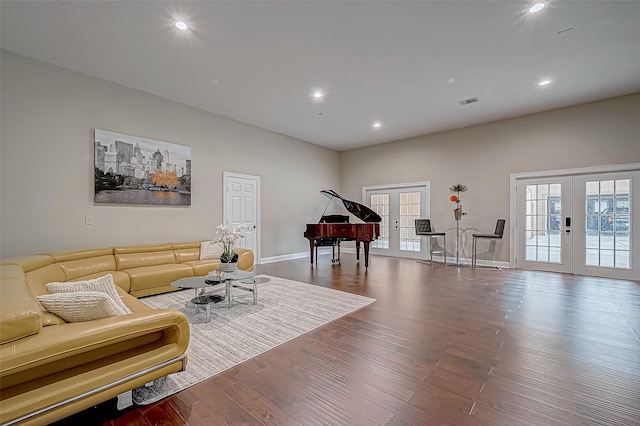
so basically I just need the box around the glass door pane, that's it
[583,178,631,270]
[516,176,572,273]
[524,183,562,263]
[369,192,389,250]
[399,191,421,253]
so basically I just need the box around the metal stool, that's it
[472,219,506,269]
[415,219,447,265]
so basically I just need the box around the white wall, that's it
[341,93,640,262]
[0,50,340,258]
[3,49,639,264]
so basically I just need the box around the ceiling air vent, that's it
[458,97,479,106]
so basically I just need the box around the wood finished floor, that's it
[77,254,640,425]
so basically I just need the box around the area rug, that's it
[132,275,375,405]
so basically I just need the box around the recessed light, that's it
[312,91,324,99]
[538,79,552,86]
[372,122,382,129]
[175,21,188,31]
[528,3,545,13]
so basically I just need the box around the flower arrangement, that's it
[449,183,468,220]
[213,224,250,262]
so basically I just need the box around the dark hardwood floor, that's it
[71,254,640,425]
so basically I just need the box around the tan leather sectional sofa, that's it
[0,241,254,426]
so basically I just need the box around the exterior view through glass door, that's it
[365,183,429,259]
[572,172,637,279]
[516,168,639,280]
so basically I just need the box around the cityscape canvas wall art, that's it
[94,129,191,206]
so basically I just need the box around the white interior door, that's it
[515,167,639,279]
[223,172,259,263]
[365,183,429,260]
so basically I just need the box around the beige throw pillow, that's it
[200,241,223,260]
[37,291,126,323]
[45,274,132,314]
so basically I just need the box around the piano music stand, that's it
[415,219,447,266]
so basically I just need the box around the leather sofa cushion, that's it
[0,255,54,272]
[47,248,114,263]
[115,250,176,270]
[123,264,193,296]
[25,263,67,299]
[172,241,200,250]
[0,264,26,280]
[68,270,131,293]
[55,255,118,281]
[0,277,41,343]
[174,247,200,263]
[113,243,173,255]
[185,260,221,276]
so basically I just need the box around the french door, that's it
[516,177,573,273]
[516,168,639,280]
[364,183,429,259]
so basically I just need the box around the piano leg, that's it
[308,239,315,264]
[363,241,371,268]
[355,241,361,261]
[331,242,341,263]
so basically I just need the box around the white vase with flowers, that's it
[212,224,250,271]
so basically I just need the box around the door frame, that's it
[362,181,430,259]
[510,162,640,270]
[515,176,573,273]
[223,171,261,264]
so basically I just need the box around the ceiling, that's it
[2,1,640,151]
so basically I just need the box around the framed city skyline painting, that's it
[94,129,191,206]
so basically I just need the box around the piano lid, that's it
[321,190,382,223]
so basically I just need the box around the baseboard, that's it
[260,250,510,269]
[260,251,308,264]
[427,255,510,269]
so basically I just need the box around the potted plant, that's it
[213,224,250,271]
[449,183,468,220]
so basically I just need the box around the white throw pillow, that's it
[37,291,126,323]
[45,274,132,314]
[200,241,223,260]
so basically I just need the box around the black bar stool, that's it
[415,219,447,266]
[472,219,506,269]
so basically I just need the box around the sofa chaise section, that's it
[0,264,190,426]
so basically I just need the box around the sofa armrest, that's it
[235,248,254,271]
[0,278,42,344]
[0,309,189,388]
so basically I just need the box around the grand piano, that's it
[304,190,381,267]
